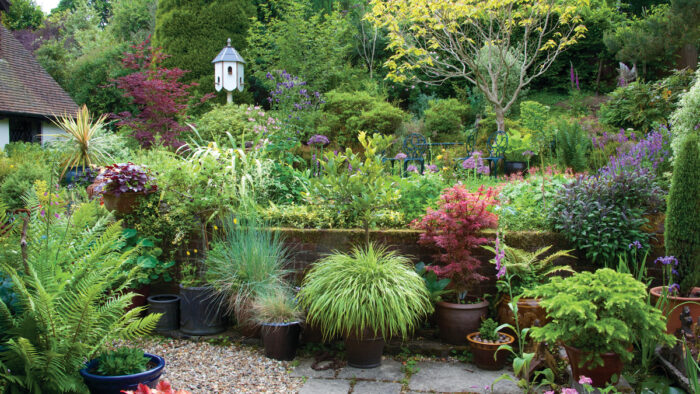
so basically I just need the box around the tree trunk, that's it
[494,107,506,131]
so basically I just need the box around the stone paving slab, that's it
[352,381,403,394]
[336,359,404,381]
[289,358,337,379]
[408,361,520,393]
[298,378,350,394]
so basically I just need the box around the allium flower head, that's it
[307,134,330,146]
[395,152,408,160]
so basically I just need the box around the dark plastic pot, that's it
[79,353,164,394]
[564,344,624,387]
[436,298,488,345]
[504,161,528,175]
[179,284,224,336]
[147,294,180,332]
[467,332,515,370]
[345,330,385,369]
[261,322,301,361]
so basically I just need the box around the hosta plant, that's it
[412,185,498,293]
[0,196,160,393]
[526,268,674,367]
[298,243,432,340]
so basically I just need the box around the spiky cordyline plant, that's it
[205,215,291,323]
[298,243,433,341]
[48,104,112,177]
[0,193,160,393]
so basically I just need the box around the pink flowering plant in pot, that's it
[412,184,498,344]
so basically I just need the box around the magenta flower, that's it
[578,375,593,385]
[562,388,579,394]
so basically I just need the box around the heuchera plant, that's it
[412,185,498,292]
[95,163,158,196]
[112,40,212,149]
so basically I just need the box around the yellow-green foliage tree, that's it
[368,0,589,131]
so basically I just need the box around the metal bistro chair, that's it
[484,130,508,177]
[402,133,428,174]
[454,128,479,164]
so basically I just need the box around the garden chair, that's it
[454,128,479,164]
[484,130,508,177]
[401,133,428,174]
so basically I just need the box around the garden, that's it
[0,0,699,393]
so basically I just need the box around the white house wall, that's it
[41,121,65,146]
[0,118,9,149]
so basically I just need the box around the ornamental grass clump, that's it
[412,184,498,293]
[526,268,674,367]
[297,243,432,340]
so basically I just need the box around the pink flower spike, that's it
[578,375,593,385]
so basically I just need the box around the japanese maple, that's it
[412,184,498,293]
[112,40,212,149]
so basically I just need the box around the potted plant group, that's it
[467,318,515,370]
[205,215,291,337]
[298,244,432,368]
[527,268,674,387]
[503,129,533,175]
[482,242,574,330]
[413,185,498,345]
[95,163,158,214]
[80,347,165,394]
[252,288,303,361]
[47,104,112,183]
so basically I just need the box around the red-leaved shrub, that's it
[412,184,498,292]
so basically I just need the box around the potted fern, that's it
[466,318,514,370]
[252,288,303,361]
[482,242,574,330]
[298,244,432,368]
[80,347,165,394]
[527,268,674,387]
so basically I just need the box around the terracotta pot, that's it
[102,191,145,215]
[436,298,488,345]
[467,332,515,370]
[345,330,385,369]
[564,344,624,388]
[497,296,550,331]
[126,285,150,313]
[650,286,700,334]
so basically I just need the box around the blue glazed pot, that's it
[79,353,165,394]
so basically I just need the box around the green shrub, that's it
[298,243,432,340]
[670,68,700,158]
[665,133,700,294]
[478,318,500,342]
[553,118,590,173]
[0,162,48,209]
[194,104,278,145]
[316,90,405,146]
[496,176,571,232]
[423,98,473,141]
[395,173,447,223]
[95,347,150,377]
[527,269,674,366]
[599,69,695,132]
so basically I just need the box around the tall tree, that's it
[1,0,43,30]
[154,0,255,97]
[368,0,588,131]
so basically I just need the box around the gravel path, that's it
[130,337,304,393]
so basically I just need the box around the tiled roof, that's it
[0,24,79,118]
[211,39,246,64]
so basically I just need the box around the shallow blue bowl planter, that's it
[63,166,86,184]
[79,353,165,394]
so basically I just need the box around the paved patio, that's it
[291,358,521,394]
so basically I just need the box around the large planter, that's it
[79,353,164,394]
[102,191,146,215]
[650,286,700,334]
[261,322,301,361]
[126,285,150,313]
[345,329,385,369]
[179,284,224,336]
[64,166,86,184]
[467,332,515,370]
[504,161,528,176]
[564,344,624,388]
[147,294,180,333]
[497,296,549,330]
[436,298,488,345]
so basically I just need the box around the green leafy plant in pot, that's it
[412,185,498,345]
[79,347,165,394]
[526,268,674,387]
[298,243,432,368]
[206,215,291,337]
[252,288,303,361]
[467,318,515,370]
